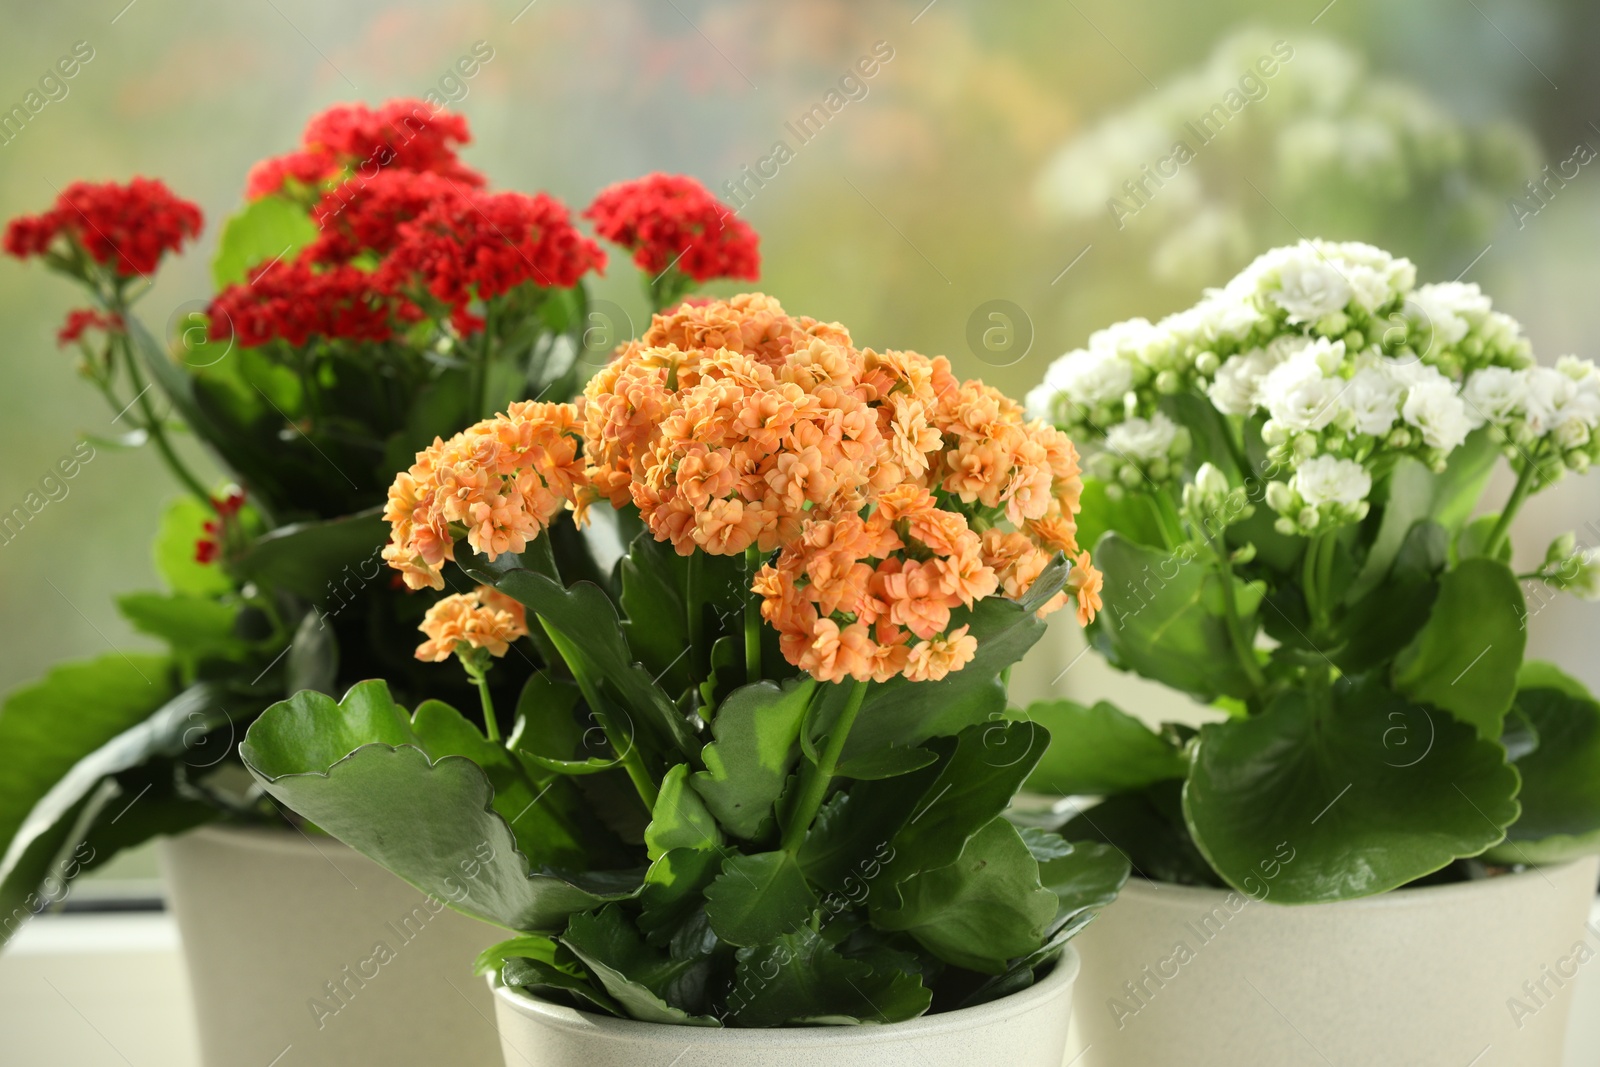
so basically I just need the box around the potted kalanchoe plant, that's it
[1025,238,1600,1067]
[0,97,762,1067]
[239,293,1127,1066]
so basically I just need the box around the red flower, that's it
[194,538,221,564]
[304,169,463,265]
[584,173,759,283]
[378,189,606,312]
[246,99,485,200]
[207,261,420,349]
[56,308,124,347]
[4,178,203,276]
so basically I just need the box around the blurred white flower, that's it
[1292,454,1372,507]
[1105,412,1181,463]
[1345,365,1402,436]
[1269,251,1353,323]
[1402,376,1474,451]
[1039,347,1135,410]
[1461,367,1527,426]
[1209,348,1277,415]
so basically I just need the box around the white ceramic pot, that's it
[1067,857,1600,1067]
[1565,894,1600,1067]
[490,946,1080,1067]
[160,824,502,1067]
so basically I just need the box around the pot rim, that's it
[1115,854,1599,911]
[490,944,1079,1046]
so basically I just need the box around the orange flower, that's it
[905,626,978,682]
[415,585,530,662]
[1069,550,1104,626]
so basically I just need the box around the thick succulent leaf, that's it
[153,498,235,597]
[242,681,634,930]
[560,906,720,1025]
[645,766,722,860]
[691,678,815,840]
[232,508,387,602]
[797,755,947,893]
[727,929,932,1026]
[1184,678,1520,903]
[1392,558,1526,739]
[211,194,318,287]
[1058,781,1224,887]
[702,851,816,947]
[637,848,721,945]
[1488,665,1600,864]
[1091,533,1264,701]
[1020,699,1187,796]
[873,818,1057,974]
[115,593,250,667]
[502,955,626,1017]
[843,557,1067,759]
[617,532,695,696]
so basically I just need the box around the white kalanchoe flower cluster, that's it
[1031,239,1600,536]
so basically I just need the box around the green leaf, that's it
[474,935,559,976]
[833,744,938,781]
[702,851,816,947]
[645,765,722,860]
[1330,520,1445,674]
[115,593,248,666]
[874,818,1057,974]
[211,195,318,288]
[501,954,625,1017]
[510,673,616,775]
[285,610,338,696]
[1392,558,1527,738]
[691,678,815,840]
[1091,533,1264,701]
[843,558,1067,760]
[233,508,387,602]
[0,655,176,878]
[0,786,113,945]
[242,681,634,930]
[560,906,721,1025]
[1184,677,1521,902]
[1033,836,1131,932]
[154,498,233,596]
[618,532,695,695]
[637,847,721,945]
[1488,673,1600,864]
[1075,476,1165,553]
[1020,699,1187,796]
[726,929,932,1026]
[1058,781,1223,887]
[873,721,1049,907]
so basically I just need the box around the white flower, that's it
[1406,283,1488,347]
[1209,348,1277,415]
[1259,340,1348,432]
[1270,252,1353,323]
[1343,265,1395,313]
[1461,367,1527,426]
[1292,455,1372,508]
[1038,347,1135,410]
[1522,366,1579,436]
[1345,366,1402,436]
[1105,412,1180,463]
[1402,377,1475,451]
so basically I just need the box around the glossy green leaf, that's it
[1058,781,1223,887]
[1092,533,1264,701]
[116,593,249,666]
[702,850,816,947]
[474,934,560,976]
[833,744,938,781]
[726,929,932,1026]
[637,847,721,946]
[645,766,722,860]
[233,508,387,602]
[691,678,815,840]
[1488,668,1600,864]
[617,532,694,695]
[501,954,625,1017]
[211,194,318,287]
[510,673,616,775]
[1021,699,1187,796]
[874,818,1057,974]
[1330,520,1445,674]
[1392,558,1526,738]
[1184,678,1521,902]
[560,906,720,1025]
[242,681,634,930]
[1075,476,1165,553]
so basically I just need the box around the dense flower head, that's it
[415,585,529,661]
[384,294,1098,682]
[584,173,759,282]
[56,308,123,347]
[207,261,421,348]
[304,168,462,264]
[4,178,202,276]
[246,99,484,199]
[376,189,606,313]
[383,401,587,590]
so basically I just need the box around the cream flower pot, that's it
[1068,857,1600,1067]
[1565,894,1600,1067]
[490,946,1080,1067]
[160,824,502,1067]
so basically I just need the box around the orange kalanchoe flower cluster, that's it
[383,400,586,590]
[384,294,1102,684]
[415,585,529,661]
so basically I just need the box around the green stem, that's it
[1209,537,1267,695]
[472,669,501,744]
[744,545,762,683]
[1483,462,1538,561]
[781,680,868,854]
[539,623,660,810]
[116,334,211,503]
[1145,492,1185,550]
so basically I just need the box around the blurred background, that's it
[2,0,1599,731]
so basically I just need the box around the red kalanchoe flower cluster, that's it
[208,262,421,349]
[195,488,246,564]
[304,169,462,264]
[4,178,202,276]
[377,190,606,312]
[56,308,124,347]
[584,173,759,282]
[245,99,485,200]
